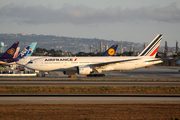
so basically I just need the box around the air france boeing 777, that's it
[25,34,163,77]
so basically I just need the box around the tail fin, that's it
[138,34,163,57]
[0,42,19,59]
[16,46,30,59]
[13,47,20,58]
[101,45,118,56]
[26,42,37,56]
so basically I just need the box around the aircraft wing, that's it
[144,58,163,62]
[88,58,139,67]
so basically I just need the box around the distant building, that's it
[100,41,103,52]
[90,45,92,53]
[105,44,108,50]
[144,43,147,49]
[165,41,168,57]
[120,44,123,54]
[176,41,178,53]
[0,42,4,53]
[130,46,133,52]
[130,46,134,56]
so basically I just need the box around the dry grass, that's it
[0,86,180,94]
[0,104,180,120]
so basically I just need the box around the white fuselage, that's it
[16,56,46,66]
[25,56,162,72]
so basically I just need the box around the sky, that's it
[0,0,180,47]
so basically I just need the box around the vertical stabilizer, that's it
[16,46,30,59]
[13,47,20,58]
[26,42,37,56]
[101,45,118,56]
[138,34,163,57]
[0,42,19,59]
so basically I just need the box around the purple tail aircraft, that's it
[0,42,19,66]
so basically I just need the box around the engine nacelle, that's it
[77,66,92,75]
[63,71,76,75]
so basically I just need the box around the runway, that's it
[0,81,180,86]
[0,66,180,81]
[0,66,179,105]
[0,94,179,104]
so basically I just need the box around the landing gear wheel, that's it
[87,74,105,77]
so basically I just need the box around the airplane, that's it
[0,42,37,67]
[17,44,117,76]
[0,42,19,66]
[16,44,118,76]
[101,45,118,56]
[0,45,30,66]
[25,34,163,77]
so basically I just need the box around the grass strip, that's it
[0,104,180,120]
[0,86,180,94]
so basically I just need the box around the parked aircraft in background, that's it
[101,45,118,56]
[0,42,37,67]
[25,34,163,77]
[26,42,37,56]
[13,47,20,58]
[0,42,19,66]
[0,45,30,66]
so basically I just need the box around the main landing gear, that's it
[36,71,46,77]
[87,74,105,77]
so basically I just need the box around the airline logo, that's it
[45,58,73,61]
[108,48,115,56]
[28,48,32,54]
[7,48,15,56]
[74,58,77,61]
[45,58,78,61]
[19,48,29,57]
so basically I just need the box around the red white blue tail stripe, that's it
[139,34,163,57]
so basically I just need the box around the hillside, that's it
[1,33,177,54]
[0,33,144,53]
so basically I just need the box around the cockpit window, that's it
[28,61,33,64]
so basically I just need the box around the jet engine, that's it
[77,66,92,75]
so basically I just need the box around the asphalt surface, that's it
[0,94,179,104]
[0,81,180,86]
[0,66,179,104]
[0,66,179,80]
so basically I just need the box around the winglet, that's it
[138,34,163,57]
